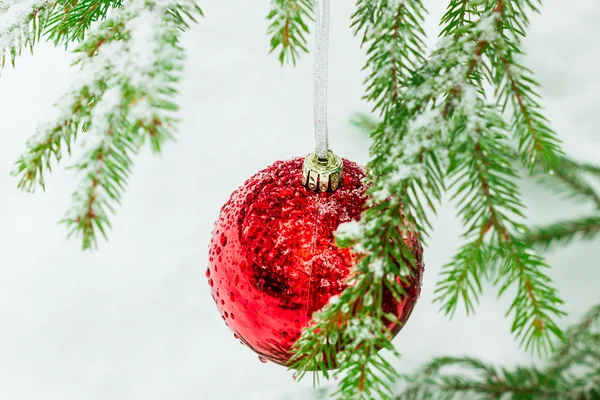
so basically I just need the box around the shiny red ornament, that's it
[207,157,423,366]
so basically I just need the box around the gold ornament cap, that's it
[302,150,344,192]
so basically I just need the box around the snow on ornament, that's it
[206,153,424,366]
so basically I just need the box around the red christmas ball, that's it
[207,157,423,366]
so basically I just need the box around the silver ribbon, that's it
[313,0,330,161]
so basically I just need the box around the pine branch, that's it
[61,100,136,249]
[547,168,600,208]
[0,0,55,68]
[436,99,565,354]
[546,304,600,377]
[396,303,600,400]
[570,160,600,178]
[45,0,123,44]
[349,114,580,333]
[396,1,565,355]
[267,0,314,65]
[0,1,203,69]
[534,157,600,209]
[290,205,422,399]
[352,0,427,117]
[495,239,565,354]
[439,0,473,37]
[359,0,451,234]
[294,1,567,396]
[353,112,600,212]
[12,0,203,249]
[398,360,570,399]
[523,215,600,252]
[291,2,430,397]
[489,0,563,171]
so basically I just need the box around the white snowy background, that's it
[0,1,599,399]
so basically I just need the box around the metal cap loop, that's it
[302,150,343,192]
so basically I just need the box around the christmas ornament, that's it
[207,157,423,366]
[206,0,423,366]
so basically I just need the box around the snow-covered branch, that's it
[0,0,54,67]
[13,0,202,249]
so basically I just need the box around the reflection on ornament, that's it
[207,157,423,366]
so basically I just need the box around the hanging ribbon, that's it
[313,0,330,161]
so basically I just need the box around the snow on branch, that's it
[491,0,563,172]
[0,0,54,67]
[13,0,203,249]
[292,2,566,396]
[292,1,430,398]
[45,0,124,44]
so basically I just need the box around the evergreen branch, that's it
[415,2,566,355]
[490,0,563,171]
[439,0,476,38]
[569,160,600,178]
[352,0,427,117]
[397,359,570,399]
[45,0,123,44]
[267,0,314,65]
[13,0,202,249]
[0,0,203,69]
[523,215,600,252]
[61,100,134,249]
[548,168,600,207]
[345,1,566,358]
[291,205,421,400]
[436,95,565,354]
[0,0,55,68]
[566,371,600,400]
[291,2,432,397]
[434,236,490,317]
[292,2,545,397]
[495,52,563,172]
[294,1,569,395]
[352,116,600,212]
[396,303,600,399]
[534,156,600,208]
[546,304,600,377]
[360,0,473,234]
[495,239,565,355]
[12,89,91,192]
